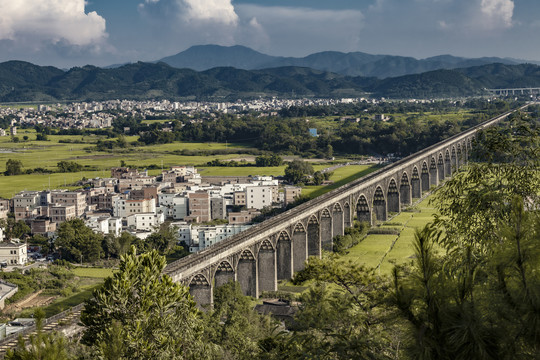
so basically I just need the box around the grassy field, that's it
[72,267,114,278]
[0,129,254,171]
[0,171,105,198]
[0,130,270,197]
[277,195,438,295]
[341,196,438,275]
[0,128,371,196]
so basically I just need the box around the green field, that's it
[72,267,114,278]
[0,128,376,197]
[0,132,254,173]
[341,196,438,275]
[0,130,269,197]
[0,171,105,198]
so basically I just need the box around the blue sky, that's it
[0,0,538,68]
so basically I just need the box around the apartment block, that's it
[187,191,210,222]
[283,186,302,206]
[245,186,274,210]
[228,209,261,224]
[30,218,56,236]
[49,204,76,223]
[50,191,86,217]
[113,198,156,218]
[127,213,165,232]
[211,197,226,220]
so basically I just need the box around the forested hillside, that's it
[1,60,540,101]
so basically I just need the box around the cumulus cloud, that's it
[480,0,514,28]
[181,0,238,25]
[139,0,238,26]
[0,0,107,47]
[138,0,239,47]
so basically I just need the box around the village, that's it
[0,165,304,265]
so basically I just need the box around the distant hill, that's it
[158,45,521,78]
[1,60,540,101]
[0,61,370,101]
[159,45,277,71]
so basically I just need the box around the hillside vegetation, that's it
[2,60,540,101]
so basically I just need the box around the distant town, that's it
[0,97,434,131]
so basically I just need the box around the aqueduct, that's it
[164,106,528,306]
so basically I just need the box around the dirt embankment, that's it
[2,290,56,314]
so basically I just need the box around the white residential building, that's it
[12,192,41,209]
[174,223,252,252]
[245,186,274,209]
[0,241,27,265]
[113,198,156,218]
[108,217,122,236]
[126,213,165,232]
[85,216,109,234]
[158,194,189,219]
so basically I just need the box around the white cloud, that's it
[480,0,514,28]
[0,0,107,47]
[181,0,238,26]
[139,0,238,26]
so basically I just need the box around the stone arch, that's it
[292,222,307,273]
[411,166,421,198]
[461,140,468,164]
[276,231,292,280]
[400,172,412,206]
[429,156,438,186]
[189,273,212,307]
[444,149,452,177]
[373,186,387,222]
[320,208,333,251]
[456,143,463,167]
[214,260,234,289]
[258,240,276,293]
[437,153,444,182]
[387,178,400,213]
[451,146,457,170]
[237,249,257,297]
[356,194,371,224]
[332,203,344,238]
[307,215,321,258]
[421,161,430,192]
[343,202,352,228]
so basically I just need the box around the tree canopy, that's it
[55,219,103,263]
[81,248,215,359]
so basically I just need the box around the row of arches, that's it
[188,138,473,306]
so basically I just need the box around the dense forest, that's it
[6,112,539,359]
[2,59,540,100]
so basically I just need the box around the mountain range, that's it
[1,59,540,102]
[157,45,540,79]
